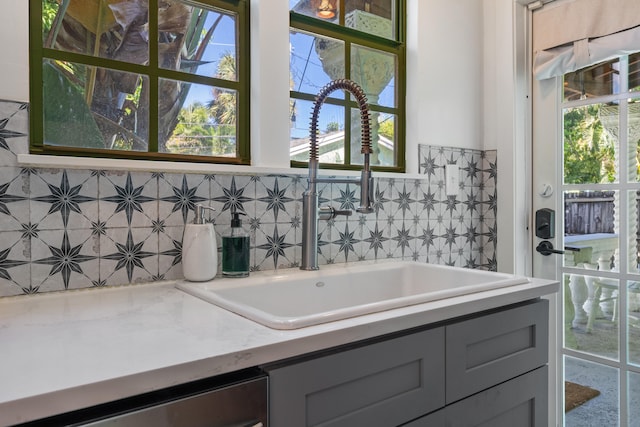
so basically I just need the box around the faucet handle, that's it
[319,206,352,221]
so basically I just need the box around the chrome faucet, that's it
[300,79,375,270]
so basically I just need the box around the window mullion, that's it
[148,0,159,153]
[29,0,44,151]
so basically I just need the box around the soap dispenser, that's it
[222,209,250,277]
[182,204,217,282]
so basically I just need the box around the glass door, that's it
[559,54,640,426]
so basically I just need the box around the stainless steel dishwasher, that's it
[19,369,268,427]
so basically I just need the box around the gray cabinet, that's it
[267,327,445,427]
[267,299,550,427]
[403,367,548,427]
[446,299,549,403]
[444,366,548,427]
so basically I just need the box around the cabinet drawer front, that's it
[444,366,548,427]
[267,327,445,427]
[446,299,549,403]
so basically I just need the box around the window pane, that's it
[42,60,149,151]
[290,30,345,94]
[563,104,618,184]
[160,79,237,157]
[345,0,395,39]
[628,280,640,366]
[564,57,621,102]
[351,44,396,108]
[630,99,640,183]
[564,356,619,426]
[42,0,149,65]
[159,2,237,81]
[351,110,395,167]
[564,273,620,360]
[563,190,618,271]
[629,190,640,274]
[290,99,345,164]
[629,53,640,92]
[630,373,640,425]
[290,0,340,22]
[376,112,396,166]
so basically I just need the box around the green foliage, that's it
[168,102,235,156]
[325,122,340,132]
[42,0,59,35]
[563,105,616,184]
[209,53,237,125]
[379,119,394,140]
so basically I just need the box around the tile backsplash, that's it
[0,99,497,297]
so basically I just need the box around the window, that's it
[289,0,405,172]
[29,0,249,164]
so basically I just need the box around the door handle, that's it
[536,241,564,256]
[536,241,581,256]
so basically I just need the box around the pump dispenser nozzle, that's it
[193,204,216,224]
[230,209,245,228]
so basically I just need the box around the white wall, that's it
[483,0,529,275]
[0,0,525,272]
[0,0,29,102]
[406,0,484,160]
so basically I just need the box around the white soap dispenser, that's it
[182,204,217,282]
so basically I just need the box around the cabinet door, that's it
[446,299,549,403]
[267,327,445,427]
[444,366,548,427]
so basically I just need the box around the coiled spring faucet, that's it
[301,79,375,270]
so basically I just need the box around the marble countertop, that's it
[0,272,558,426]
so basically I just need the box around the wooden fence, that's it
[564,191,617,235]
[564,190,640,265]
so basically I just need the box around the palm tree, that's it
[207,53,237,155]
[209,53,237,126]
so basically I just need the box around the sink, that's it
[176,261,530,329]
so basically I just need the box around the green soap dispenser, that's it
[222,209,250,277]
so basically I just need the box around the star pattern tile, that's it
[256,225,294,269]
[160,175,207,224]
[0,112,27,151]
[0,181,27,216]
[334,183,359,211]
[103,173,155,225]
[212,176,253,215]
[392,183,415,218]
[33,231,96,289]
[364,222,387,259]
[33,170,96,227]
[257,177,294,222]
[0,247,28,281]
[332,223,359,262]
[102,230,156,282]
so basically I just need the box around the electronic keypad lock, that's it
[535,208,555,239]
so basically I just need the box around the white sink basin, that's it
[176,261,529,329]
